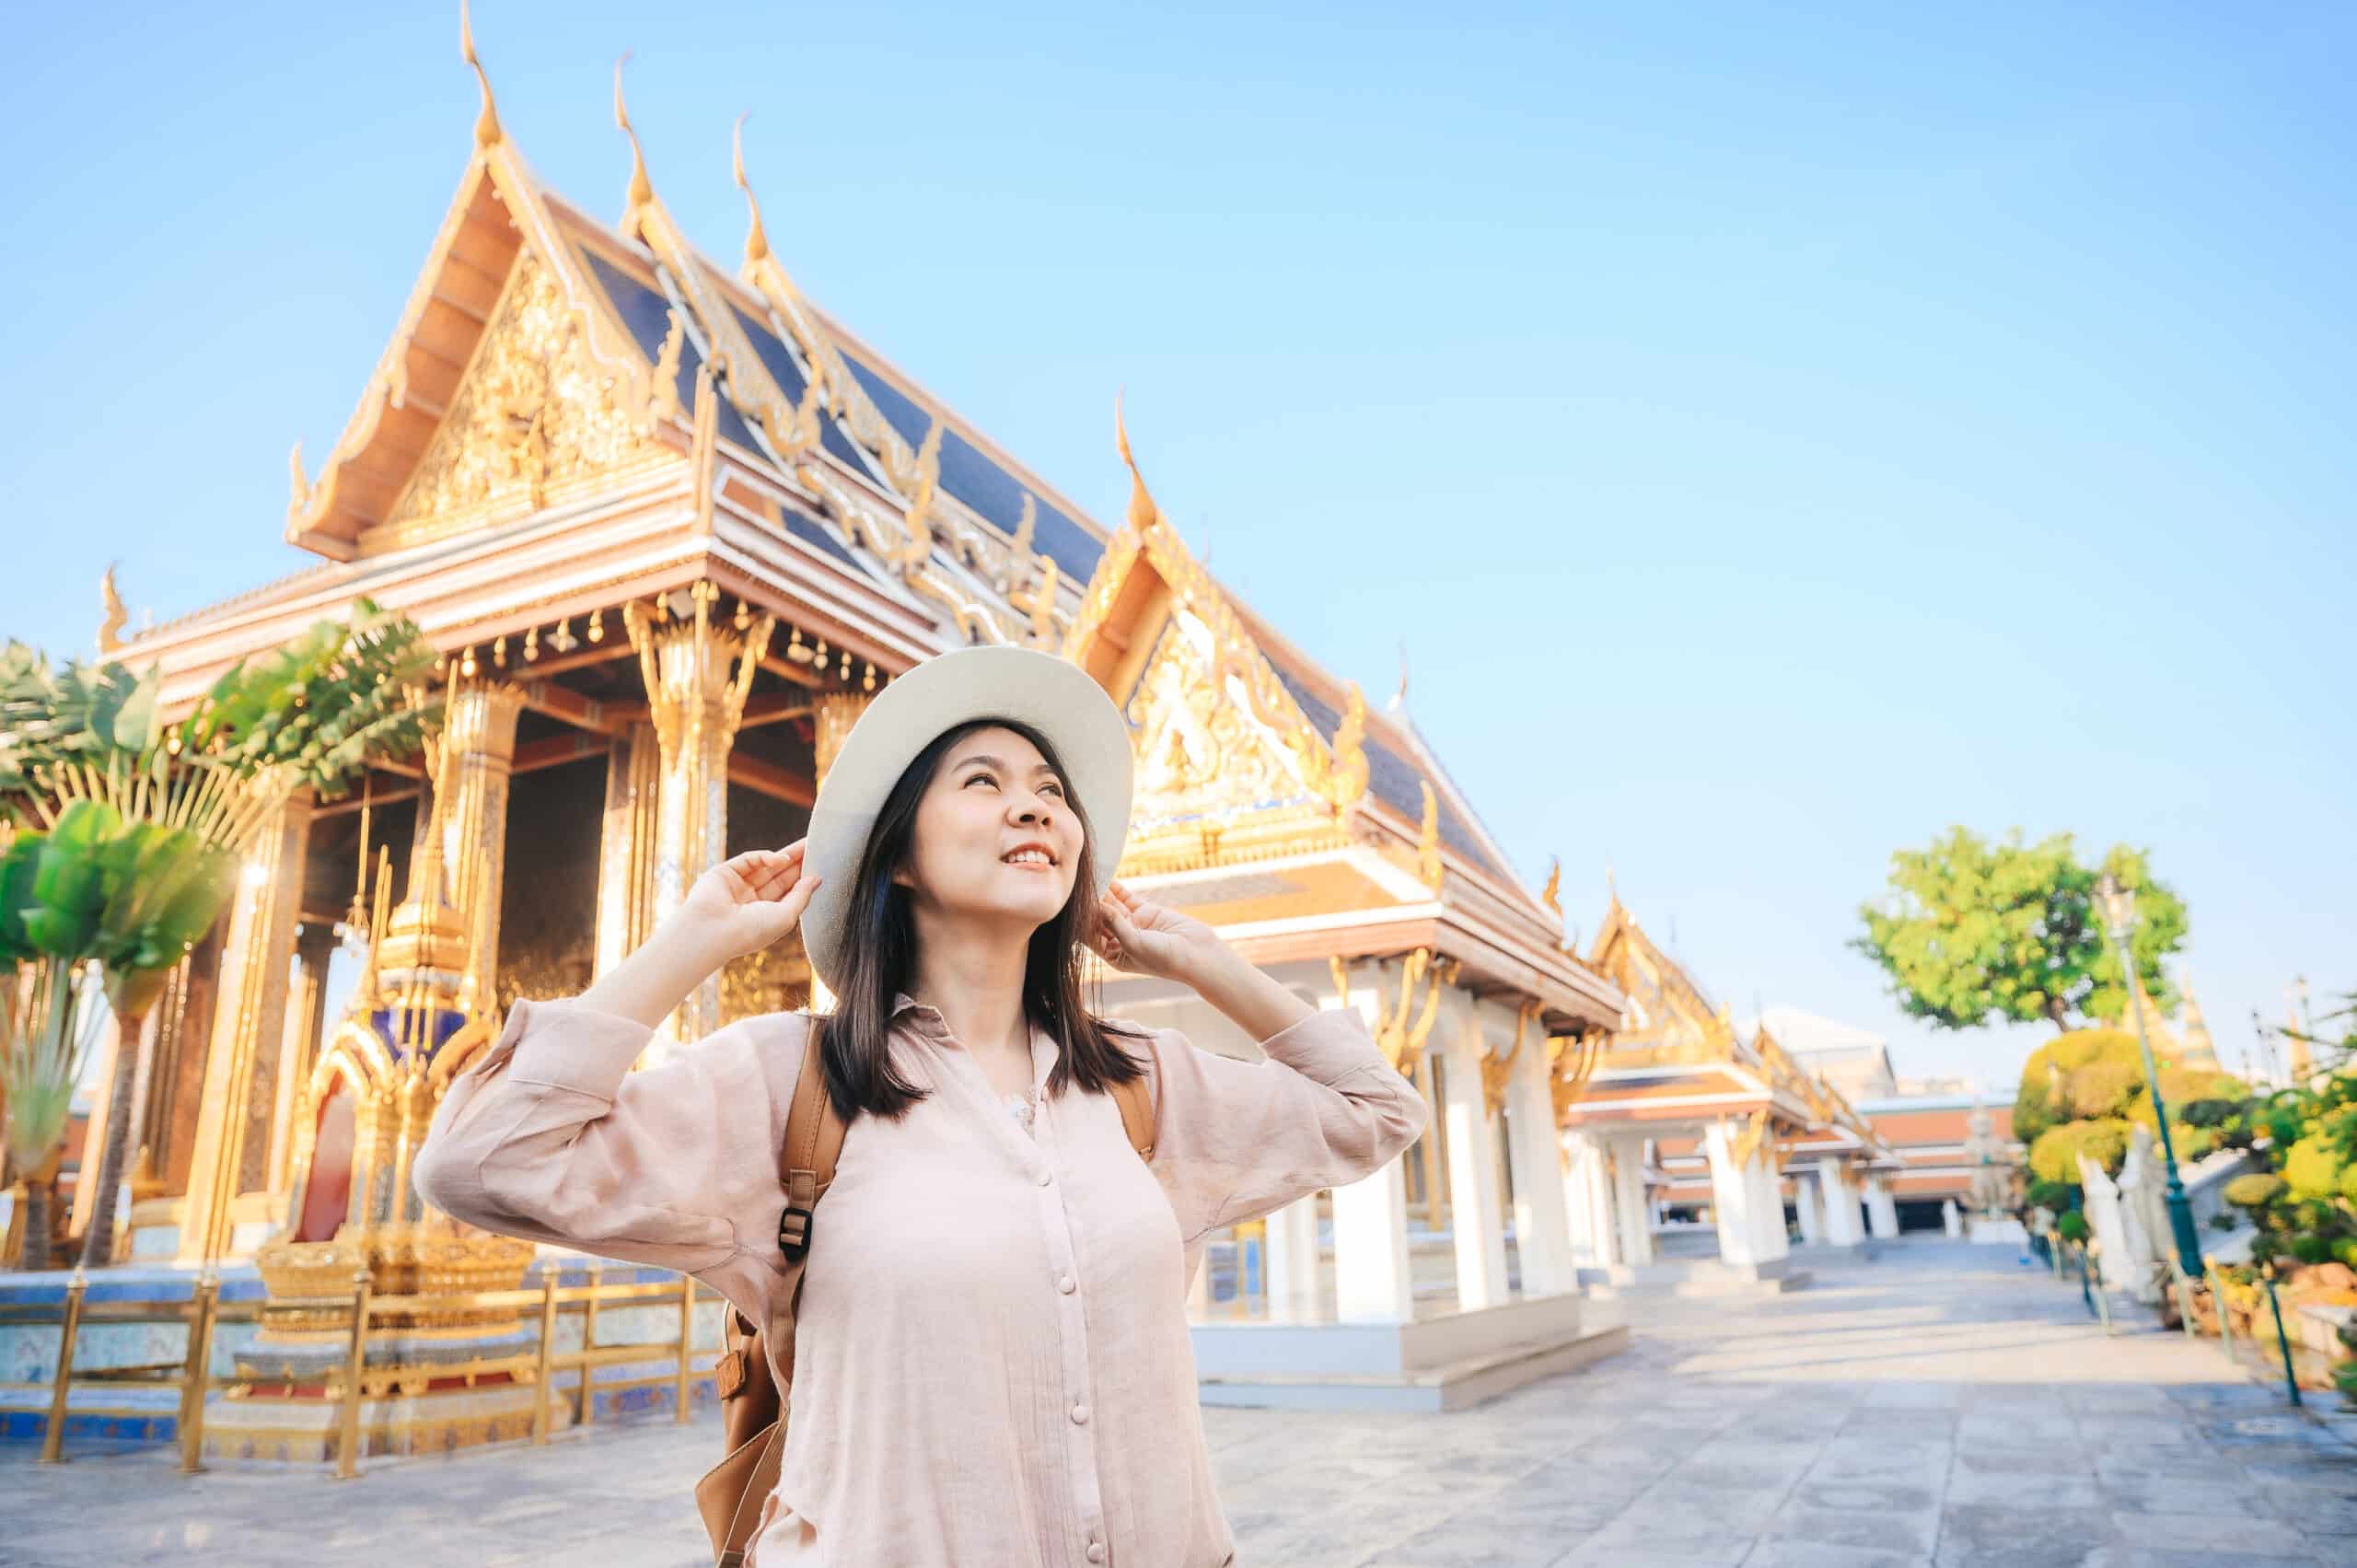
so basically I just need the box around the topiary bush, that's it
[2055,1211,2089,1243]
[2224,1173,2288,1209]
[2030,1120,2131,1185]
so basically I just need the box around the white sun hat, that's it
[796,645,1134,993]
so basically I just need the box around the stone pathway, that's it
[4,1239,2349,1565]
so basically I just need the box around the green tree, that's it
[0,599,435,1268]
[1853,828,2187,1033]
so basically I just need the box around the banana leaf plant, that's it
[0,598,437,1269]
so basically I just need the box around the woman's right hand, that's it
[677,841,822,964]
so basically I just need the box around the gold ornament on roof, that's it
[614,52,655,235]
[1335,950,1456,1074]
[97,564,129,655]
[1417,781,1444,889]
[459,0,503,149]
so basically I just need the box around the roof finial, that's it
[733,111,771,267]
[459,0,503,149]
[1391,640,1410,711]
[614,52,654,232]
[1114,392,1163,536]
[98,563,128,656]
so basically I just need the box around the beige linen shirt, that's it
[412,990,1427,1567]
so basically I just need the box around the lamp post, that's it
[2096,876,2204,1276]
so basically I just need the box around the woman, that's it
[413,645,1429,1566]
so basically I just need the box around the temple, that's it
[7,18,2012,1449]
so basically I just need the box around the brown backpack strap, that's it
[776,1021,847,1260]
[1110,1070,1156,1163]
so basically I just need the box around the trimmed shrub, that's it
[2283,1136,2348,1203]
[2223,1173,2288,1209]
[2029,1120,2131,1185]
[2055,1211,2089,1243]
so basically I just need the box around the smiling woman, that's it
[411,645,1429,1568]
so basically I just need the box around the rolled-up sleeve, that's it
[1144,1006,1429,1244]
[412,996,801,1300]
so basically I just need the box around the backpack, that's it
[694,1025,1158,1565]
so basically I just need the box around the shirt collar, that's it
[888,992,1058,1085]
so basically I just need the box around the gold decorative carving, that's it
[648,308,685,424]
[1481,999,1543,1119]
[1548,1028,1607,1122]
[1541,856,1562,918]
[1417,781,1444,889]
[379,249,665,542]
[1070,405,1371,818]
[98,563,128,654]
[459,0,502,149]
[1334,950,1456,1074]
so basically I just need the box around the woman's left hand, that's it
[1089,879,1223,982]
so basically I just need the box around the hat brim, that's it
[796,645,1134,995]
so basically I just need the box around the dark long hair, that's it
[810,716,1146,1120]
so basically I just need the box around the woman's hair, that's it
[809,715,1146,1120]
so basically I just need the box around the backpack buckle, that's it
[778,1203,814,1261]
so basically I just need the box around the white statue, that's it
[1941,1198,1963,1238]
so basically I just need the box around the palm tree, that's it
[0,598,437,1268]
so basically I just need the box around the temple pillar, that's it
[1866,1175,1900,1239]
[1504,1040,1575,1295]
[1609,1133,1655,1266]
[266,924,338,1193]
[1750,1145,1791,1263]
[627,592,775,1053]
[1437,1005,1508,1310]
[434,675,528,1005]
[804,691,871,1014]
[1794,1168,1826,1246]
[178,791,315,1264]
[1819,1157,1864,1249]
[594,721,661,980]
[1261,1194,1322,1319]
[1704,1119,1760,1268]
[1328,984,1414,1322]
[1562,1131,1618,1269]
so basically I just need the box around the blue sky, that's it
[5,3,2351,1088]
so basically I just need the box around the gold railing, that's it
[4,1266,719,1478]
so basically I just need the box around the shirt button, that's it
[1036,1169,1053,1188]
[1057,1274,1076,1295]
[1086,1547,1108,1563]
[1070,1402,1090,1425]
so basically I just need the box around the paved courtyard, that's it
[5,1239,2350,1566]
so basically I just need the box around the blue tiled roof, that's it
[726,303,882,477]
[576,251,865,575]
[836,352,1104,584]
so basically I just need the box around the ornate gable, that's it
[1065,412,1370,877]
[373,246,674,550]
[1587,895,1729,1063]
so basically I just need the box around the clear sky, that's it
[5,3,2351,1091]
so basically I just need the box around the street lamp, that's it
[2096,875,2205,1276]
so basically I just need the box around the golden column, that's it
[804,691,871,1014]
[593,721,661,981]
[627,586,774,1052]
[266,923,339,1194]
[178,790,316,1265]
[433,671,527,1014]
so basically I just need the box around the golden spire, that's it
[614,52,655,235]
[1541,855,1562,918]
[732,112,771,268]
[287,439,310,515]
[1114,393,1164,536]
[98,563,128,655]
[459,0,503,150]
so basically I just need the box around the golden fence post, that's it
[530,1267,559,1446]
[578,1260,601,1429]
[674,1273,695,1424]
[177,1274,220,1474]
[40,1269,88,1464]
[332,1267,372,1481]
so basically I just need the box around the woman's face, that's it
[894,725,1085,936]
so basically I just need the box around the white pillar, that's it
[1609,1134,1655,1266]
[1865,1176,1899,1239]
[1818,1158,1864,1248]
[1326,978,1415,1322]
[1263,1193,1323,1320]
[1749,1146,1792,1263]
[1562,1131,1619,1270]
[1333,1161,1414,1321]
[1794,1170,1826,1246]
[1439,1009,1510,1310]
[1504,1041,1576,1295]
[1703,1121,1759,1267]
